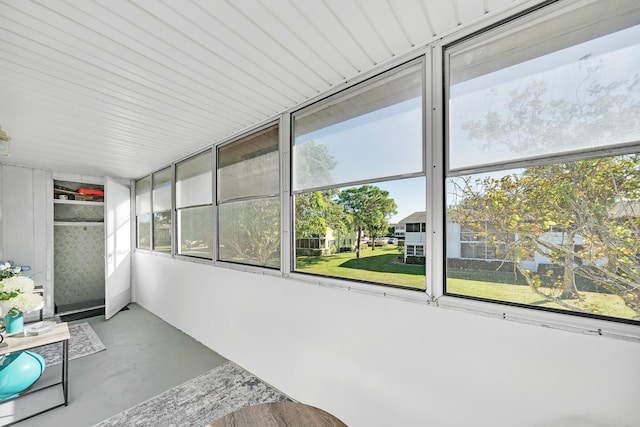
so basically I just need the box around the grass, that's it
[447,278,637,319]
[295,244,426,290]
[295,246,638,320]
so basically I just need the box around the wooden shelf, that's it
[54,199,103,206]
[54,221,104,227]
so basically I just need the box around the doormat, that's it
[60,308,105,322]
[31,322,106,366]
[59,305,129,322]
[92,362,292,427]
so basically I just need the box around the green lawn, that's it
[295,244,426,290]
[447,278,637,319]
[295,245,638,320]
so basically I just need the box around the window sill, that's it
[435,295,640,343]
[286,271,433,305]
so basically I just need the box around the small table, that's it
[206,402,347,427]
[0,322,70,426]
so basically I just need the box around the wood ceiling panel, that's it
[0,0,542,178]
[191,0,325,96]
[289,0,375,73]
[391,0,436,44]
[454,0,489,23]
[127,0,302,109]
[254,0,355,83]
[361,0,415,52]
[1,3,271,123]
[424,0,458,34]
[324,0,393,65]
[227,0,339,91]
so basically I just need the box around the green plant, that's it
[0,262,44,317]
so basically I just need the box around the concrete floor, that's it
[14,303,227,427]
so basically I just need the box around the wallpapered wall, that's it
[54,202,105,307]
[53,226,105,306]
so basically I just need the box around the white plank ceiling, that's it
[0,0,531,179]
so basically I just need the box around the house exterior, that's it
[391,223,405,238]
[295,229,336,256]
[295,227,357,256]
[445,201,640,270]
[398,212,426,262]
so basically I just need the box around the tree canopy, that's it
[452,155,640,315]
[337,185,397,257]
[451,63,640,317]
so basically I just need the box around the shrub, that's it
[406,255,426,265]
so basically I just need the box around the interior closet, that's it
[53,179,105,315]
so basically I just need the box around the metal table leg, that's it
[62,338,69,405]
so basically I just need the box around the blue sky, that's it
[295,97,424,223]
[449,24,640,171]
[295,97,423,187]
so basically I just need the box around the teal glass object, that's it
[4,312,24,335]
[0,351,46,401]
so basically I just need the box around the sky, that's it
[294,97,425,224]
[449,24,640,171]
[290,23,640,224]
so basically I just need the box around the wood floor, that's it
[14,303,227,427]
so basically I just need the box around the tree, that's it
[295,190,352,250]
[293,141,337,190]
[295,191,329,239]
[452,156,640,314]
[452,62,640,316]
[218,199,281,267]
[337,185,397,258]
[293,141,341,240]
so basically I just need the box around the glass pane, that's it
[176,151,212,208]
[178,206,213,259]
[447,2,640,171]
[446,154,640,322]
[135,176,151,215]
[293,61,423,191]
[218,197,280,268]
[218,125,279,202]
[136,213,151,250]
[294,177,426,290]
[152,167,172,212]
[153,211,172,253]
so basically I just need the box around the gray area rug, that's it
[92,361,292,427]
[31,322,106,366]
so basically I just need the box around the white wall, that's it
[0,164,50,320]
[134,252,640,427]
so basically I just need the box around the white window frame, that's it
[288,57,429,293]
[151,167,173,255]
[134,175,152,251]
[128,0,640,341]
[175,149,214,260]
[431,0,640,341]
[216,122,281,269]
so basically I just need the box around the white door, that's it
[104,177,131,319]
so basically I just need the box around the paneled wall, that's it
[0,164,115,317]
[0,164,49,318]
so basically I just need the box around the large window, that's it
[152,167,173,253]
[445,1,640,323]
[217,125,280,268]
[135,176,151,250]
[292,60,427,290]
[176,151,213,259]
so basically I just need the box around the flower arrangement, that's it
[0,262,44,317]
